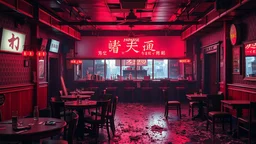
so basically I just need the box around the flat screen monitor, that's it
[48,39,60,53]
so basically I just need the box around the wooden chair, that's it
[237,102,256,144]
[206,92,232,135]
[106,96,118,136]
[159,79,169,102]
[50,97,71,120]
[84,100,111,141]
[189,101,199,117]
[164,89,181,119]
[42,111,79,144]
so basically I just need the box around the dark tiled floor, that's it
[79,103,247,144]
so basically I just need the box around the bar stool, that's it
[141,80,153,103]
[123,80,135,102]
[176,86,185,102]
[105,80,118,97]
[159,79,169,103]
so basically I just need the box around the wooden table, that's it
[0,118,66,143]
[186,94,208,120]
[70,91,95,95]
[221,100,250,117]
[65,100,97,138]
[61,95,91,101]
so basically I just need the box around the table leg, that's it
[192,101,205,120]
[76,109,85,139]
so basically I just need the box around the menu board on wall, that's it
[232,46,241,74]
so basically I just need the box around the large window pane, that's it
[94,60,105,77]
[79,60,93,80]
[245,56,256,77]
[169,59,179,79]
[154,59,168,79]
[121,59,136,80]
[138,59,152,79]
[106,59,120,80]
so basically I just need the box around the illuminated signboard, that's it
[245,42,256,56]
[76,36,185,58]
[179,59,191,63]
[230,24,237,46]
[0,28,26,53]
[49,39,60,53]
[125,59,147,66]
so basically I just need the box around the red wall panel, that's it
[37,83,48,110]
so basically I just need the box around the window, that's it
[138,59,152,79]
[121,59,136,80]
[154,59,168,79]
[169,60,180,79]
[82,60,93,78]
[94,60,105,77]
[106,59,120,80]
[245,56,256,78]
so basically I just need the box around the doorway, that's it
[205,53,218,94]
[48,58,59,101]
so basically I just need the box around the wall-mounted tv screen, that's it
[48,39,60,53]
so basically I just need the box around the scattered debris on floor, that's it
[78,103,247,144]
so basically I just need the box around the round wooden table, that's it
[0,118,66,142]
[70,91,95,95]
[65,100,97,109]
[61,95,91,101]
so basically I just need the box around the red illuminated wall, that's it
[0,14,31,85]
[75,36,185,59]
[0,13,33,120]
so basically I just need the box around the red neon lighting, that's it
[179,59,191,63]
[36,51,46,57]
[22,51,34,57]
[75,36,185,59]
[70,59,82,64]
[245,43,256,56]
[230,24,237,46]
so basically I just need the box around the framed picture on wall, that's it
[39,60,45,78]
[232,46,241,74]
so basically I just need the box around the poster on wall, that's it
[39,60,45,78]
[232,46,241,74]
[0,28,26,53]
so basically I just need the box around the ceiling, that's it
[32,0,216,32]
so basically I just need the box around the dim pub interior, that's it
[0,0,256,144]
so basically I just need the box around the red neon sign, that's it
[125,59,147,66]
[230,24,237,46]
[245,43,256,56]
[179,59,191,63]
[76,36,185,58]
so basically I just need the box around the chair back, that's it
[110,96,118,118]
[50,97,64,119]
[141,80,151,87]
[66,111,79,144]
[206,92,224,111]
[94,99,111,124]
[163,89,168,103]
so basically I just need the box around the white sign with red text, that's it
[0,28,26,53]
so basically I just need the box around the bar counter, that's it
[73,79,198,103]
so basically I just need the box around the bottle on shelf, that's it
[129,72,132,80]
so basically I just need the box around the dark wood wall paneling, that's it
[0,84,34,121]
[0,14,34,120]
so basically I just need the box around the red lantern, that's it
[22,51,34,57]
[36,51,46,57]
